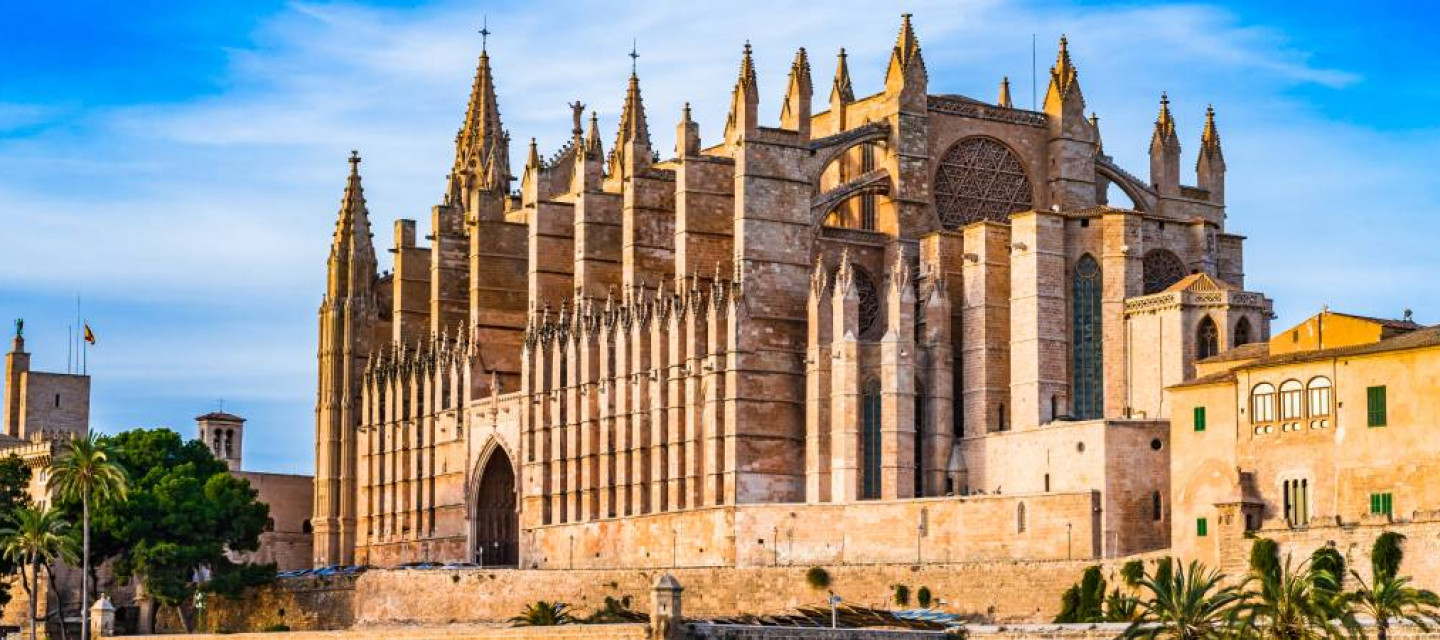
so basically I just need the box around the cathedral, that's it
[312,15,1274,570]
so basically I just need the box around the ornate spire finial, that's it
[526,137,540,168]
[1154,92,1177,141]
[683,102,692,122]
[629,37,639,75]
[1201,104,1220,149]
[348,149,361,172]
[1090,112,1104,153]
[739,40,756,87]
[997,76,1013,108]
[832,47,854,103]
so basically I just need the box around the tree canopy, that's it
[0,454,33,610]
[57,429,273,609]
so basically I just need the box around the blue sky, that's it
[2,1,1436,473]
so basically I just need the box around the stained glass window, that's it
[934,137,1033,230]
[1072,255,1103,420]
[854,269,883,340]
[862,378,883,500]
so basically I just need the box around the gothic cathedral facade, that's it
[313,16,1272,569]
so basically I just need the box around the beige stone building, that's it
[1167,311,1440,574]
[313,16,1272,569]
[196,411,316,572]
[2,326,90,508]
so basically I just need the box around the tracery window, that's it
[1252,383,1277,423]
[934,137,1033,230]
[854,269,883,340]
[862,378,883,500]
[1234,317,1253,346]
[1197,316,1220,360]
[1142,249,1187,295]
[1279,380,1304,420]
[1307,377,1333,417]
[1071,255,1103,419]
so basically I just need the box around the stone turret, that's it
[1150,92,1182,197]
[609,70,653,182]
[197,411,245,471]
[1196,105,1225,204]
[3,326,28,438]
[676,103,700,158]
[314,150,378,567]
[450,44,510,215]
[1042,35,1097,210]
[883,13,927,110]
[997,76,1013,108]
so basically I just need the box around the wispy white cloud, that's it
[0,0,1430,471]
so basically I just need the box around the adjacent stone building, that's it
[1167,310,1440,575]
[197,412,316,572]
[312,16,1272,569]
[2,325,90,509]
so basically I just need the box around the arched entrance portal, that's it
[473,447,518,566]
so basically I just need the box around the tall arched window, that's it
[1279,380,1304,420]
[934,137,1034,230]
[1307,377,1332,418]
[1142,249,1187,295]
[1234,317,1253,346]
[1072,255,1103,419]
[862,378,883,500]
[914,384,927,497]
[1252,383,1277,423]
[1197,316,1220,360]
[1016,502,1027,533]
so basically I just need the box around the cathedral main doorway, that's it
[472,447,518,566]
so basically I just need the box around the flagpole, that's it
[68,325,74,374]
[83,320,88,375]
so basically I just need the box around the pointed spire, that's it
[526,137,540,170]
[1152,92,1178,146]
[677,102,700,157]
[781,47,812,136]
[585,111,603,156]
[1042,35,1084,115]
[1199,104,1222,158]
[893,13,924,71]
[1089,112,1103,154]
[997,76,1013,108]
[831,48,854,104]
[739,41,758,89]
[454,38,507,185]
[725,42,760,145]
[331,150,375,263]
[610,62,653,179]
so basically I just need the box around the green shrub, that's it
[805,566,831,590]
[1053,565,1106,623]
[893,584,911,607]
[1249,537,1280,580]
[917,586,933,608]
[1120,559,1145,587]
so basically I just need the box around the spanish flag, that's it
[83,323,95,345]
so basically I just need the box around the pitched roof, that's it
[1172,325,1440,389]
[1163,272,1236,293]
[196,411,245,423]
[1196,341,1269,365]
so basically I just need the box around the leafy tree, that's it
[1054,565,1107,623]
[58,429,273,632]
[1122,559,1147,588]
[0,455,33,612]
[1308,546,1347,613]
[805,566,831,590]
[893,584,911,607]
[0,506,76,640]
[1243,553,1354,640]
[1339,533,1440,640]
[1106,589,1141,623]
[49,433,128,640]
[511,601,575,626]
[1250,537,1281,582]
[917,586,933,608]
[1122,560,1250,639]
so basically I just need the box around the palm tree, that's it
[0,506,76,640]
[49,433,129,640]
[510,600,575,626]
[1122,559,1251,639]
[1243,553,1356,639]
[1340,533,1440,640]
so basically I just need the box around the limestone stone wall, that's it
[523,492,1101,570]
[154,576,357,634]
[122,624,647,640]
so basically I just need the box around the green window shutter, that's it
[1384,493,1393,515]
[1367,386,1388,427]
[1194,406,1207,432]
[1371,494,1380,514]
[1196,517,1209,537]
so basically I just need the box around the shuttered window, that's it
[1196,517,1209,537]
[1367,386,1387,427]
[1194,406,1207,432]
[1370,492,1393,516]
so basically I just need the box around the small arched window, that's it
[997,403,1008,432]
[1016,502,1028,533]
[1252,383,1277,423]
[1307,377,1333,418]
[1151,491,1163,521]
[1197,316,1220,360]
[1234,317,1253,347]
[1279,380,1304,420]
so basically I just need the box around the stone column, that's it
[650,574,684,640]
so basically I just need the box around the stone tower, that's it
[313,151,379,567]
[197,411,245,471]
[3,327,29,438]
